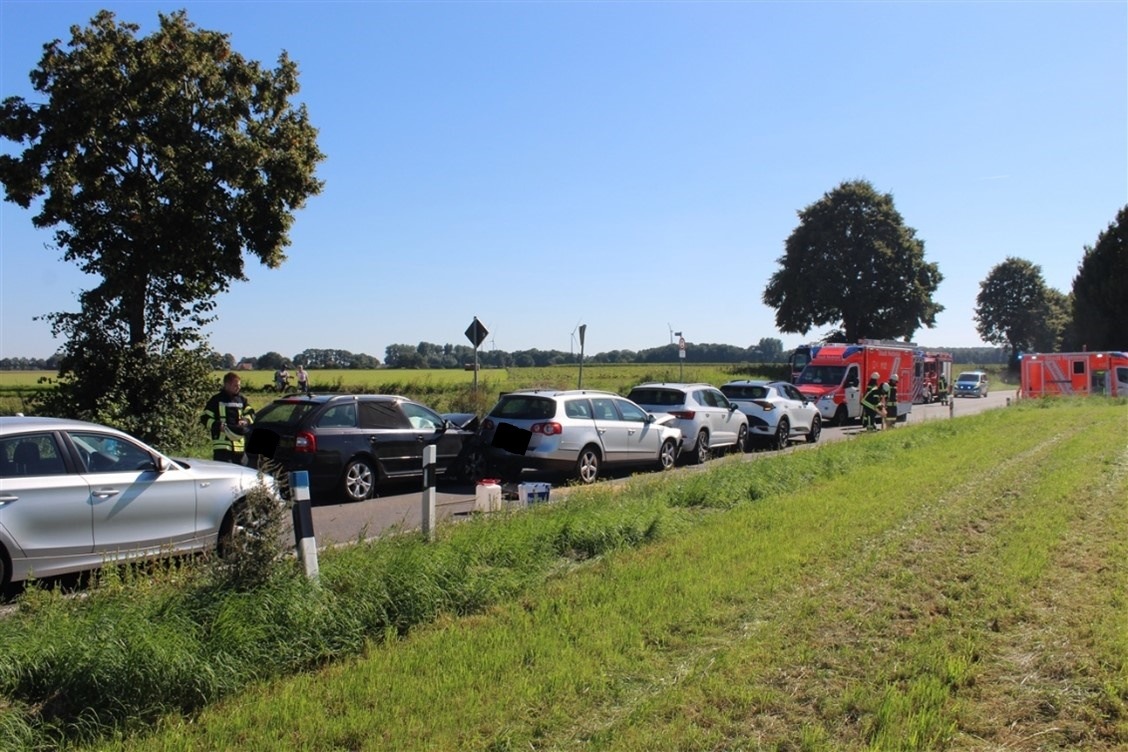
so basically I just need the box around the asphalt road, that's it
[307,388,1018,547]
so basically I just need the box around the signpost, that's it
[464,316,489,392]
[578,324,587,388]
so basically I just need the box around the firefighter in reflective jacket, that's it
[200,372,255,464]
[861,379,884,431]
[885,373,899,428]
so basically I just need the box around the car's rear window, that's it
[254,401,321,426]
[490,395,557,420]
[627,388,685,407]
[721,385,768,400]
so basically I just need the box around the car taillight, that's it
[752,400,775,411]
[531,422,563,436]
[294,430,316,453]
[670,410,696,420]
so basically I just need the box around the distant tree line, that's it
[0,355,63,371]
[6,340,1012,372]
[202,349,382,371]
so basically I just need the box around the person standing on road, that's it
[297,365,310,395]
[861,378,883,431]
[938,374,949,405]
[201,372,255,464]
[885,373,899,428]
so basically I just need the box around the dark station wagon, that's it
[248,394,481,502]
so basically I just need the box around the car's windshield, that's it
[957,373,981,383]
[796,366,846,386]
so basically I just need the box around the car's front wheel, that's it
[342,458,377,502]
[772,418,790,451]
[806,415,822,443]
[456,446,486,483]
[833,404,849,427]
[657,438,678,471]
[576,445,601,484]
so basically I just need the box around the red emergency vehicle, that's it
[918,351,953,403]
[1019,351,1128,398]
[794,340,922,425]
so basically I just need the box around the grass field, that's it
[35,399,1117,751]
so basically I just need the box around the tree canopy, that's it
[974,257,1064,368]
[1070,205,1127,351]
[0,10,324,446]
[762,180,943,344]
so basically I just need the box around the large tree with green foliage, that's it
[0,10,324,447]
[1069,205,1127,351]
[762,180,943,344]
[974,257,1064,369]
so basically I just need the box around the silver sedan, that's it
[0,416,273,588]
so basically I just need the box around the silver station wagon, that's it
[478,390,682,484]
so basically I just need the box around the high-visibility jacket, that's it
[200,390,255,454]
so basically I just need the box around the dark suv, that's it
[249,394,481,502]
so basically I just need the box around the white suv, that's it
[478,390,683,484]
[626,383,748,464]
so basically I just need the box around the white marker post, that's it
[422,444,437,541]
[289,470,319,581]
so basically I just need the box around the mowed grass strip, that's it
[102,404,1127,751]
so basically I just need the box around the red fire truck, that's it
[1019,351,1128,398]
[794,340,922,425]
[918,351,953,404]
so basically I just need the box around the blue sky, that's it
[2,1,1125,361]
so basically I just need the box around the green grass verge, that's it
[0,400,1122,750]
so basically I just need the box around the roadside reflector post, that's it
[949,399,954,419]
[422,444,437,541]
[289,470,319,581]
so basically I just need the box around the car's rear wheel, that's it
[657,438,677,471]
[733,424,748,454]
[690,430,710,465]
[342,458,377,502]
[772,418,790,451]
[806,415,822,443]
[576,445,601,484]
[0,544,10,591]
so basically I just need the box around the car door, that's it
[0,432,94,569]
[843,365,862,417]
[70,431,201,557]
[611,398,664,462]
[782,384,818,434]
[700,388,740,446]
[356,400,418,478]
[400,401,462,473]
[589,397,631,465]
